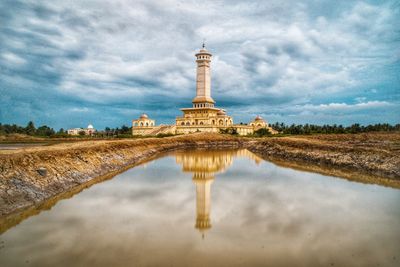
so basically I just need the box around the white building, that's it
[67,124,96,136]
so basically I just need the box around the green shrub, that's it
[253,128,272,137]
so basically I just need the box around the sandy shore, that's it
[1,132,399,222]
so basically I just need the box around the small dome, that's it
[255,115,263,121]
[140,113,148,119]
[217,109,225,116]
[87,124,94,129]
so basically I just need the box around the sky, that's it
[0,0,399,130]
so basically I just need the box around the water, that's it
[0,149,399,267]
[0,143,49,150]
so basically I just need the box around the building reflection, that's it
[175,149,263,236]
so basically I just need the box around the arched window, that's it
[186,122,190,126]
[212,120,215,125]
[145,122,148,126]
[219,120,223,125]
[140,122,143,126]
[200,122,203,125]
[181,122,185,126]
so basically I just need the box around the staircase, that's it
[147,125,176,136]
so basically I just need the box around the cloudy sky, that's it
[0,0,399,130]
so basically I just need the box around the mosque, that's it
[67,124,96,136]
[132,44,276,136]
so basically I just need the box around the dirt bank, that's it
[246,132,400,180]
[0,134,242,218]
[1,132,399,227]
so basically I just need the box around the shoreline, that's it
[1,132,399,230]
[0,134,243,218]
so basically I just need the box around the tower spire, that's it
[193,42,214,107]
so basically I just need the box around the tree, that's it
[254,128,272,137]
[348,123,362,134]
[78,130,86,136]
[120,125,130,134]
[219,127,238,135]
[25,121,36,135]
[36,125,55,136]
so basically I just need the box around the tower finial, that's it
[202,38,206,49]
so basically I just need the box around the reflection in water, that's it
[0,149,399,267]
[175,150,263,235]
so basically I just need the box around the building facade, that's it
[132,114,156,135]
[67,124,96,136]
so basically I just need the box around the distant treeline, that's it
[102,126,132,137]
[1,121,399,138]
[0,121,57,137]
[270,122,400,135]
[0,121,132,138]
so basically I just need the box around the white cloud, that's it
[301,101,393,112]
[22,1,395,104]
[69,107,90,113]
[0,0,398,127]
[2,52,26,66]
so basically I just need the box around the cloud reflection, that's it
[0,149,399,267]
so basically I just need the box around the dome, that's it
[217,109,225,116]
[196,49,211,56]
[140,113,148,119]
[255,115,263,121]
[87,124,94,129]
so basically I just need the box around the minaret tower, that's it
[175,43,233,130]
[192,42,215,108]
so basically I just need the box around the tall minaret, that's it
[192,42,215,108]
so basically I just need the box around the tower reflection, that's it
[175,149,263,236]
